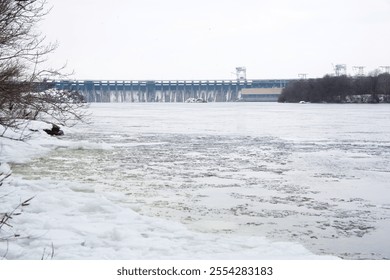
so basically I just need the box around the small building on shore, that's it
[240,87,282,102]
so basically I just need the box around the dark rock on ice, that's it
[43,124,64,136]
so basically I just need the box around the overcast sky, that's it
[39,0,390,80]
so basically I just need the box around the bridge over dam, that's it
[45,79,292,102]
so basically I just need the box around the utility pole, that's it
[353,66,365,76]
[333,64,347,76]
[298,73,307,79]
[379,66,390,74]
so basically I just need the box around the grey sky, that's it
[40,0,390,80]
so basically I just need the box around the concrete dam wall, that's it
[45,79,291,102]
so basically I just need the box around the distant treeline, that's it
[278,73,390,103]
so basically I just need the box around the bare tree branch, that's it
[1,0,88,137]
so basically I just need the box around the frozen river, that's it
[12,103,390,259]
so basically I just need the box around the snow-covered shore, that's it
[0,119,336,260]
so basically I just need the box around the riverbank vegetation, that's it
[0,0,87,140]
[278,73,390,103]
[1,0,86,259]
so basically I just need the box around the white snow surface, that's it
[2,103,390,260]
[1,174,328,260]
[0,135,328,260]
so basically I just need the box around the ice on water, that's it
[2,103,390,259]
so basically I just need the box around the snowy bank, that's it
[1,175,336,259]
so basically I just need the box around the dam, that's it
[44,79,291,102]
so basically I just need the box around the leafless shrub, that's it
[0,167,35,258]
[1,0,69,259]
[0,0,88,139]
